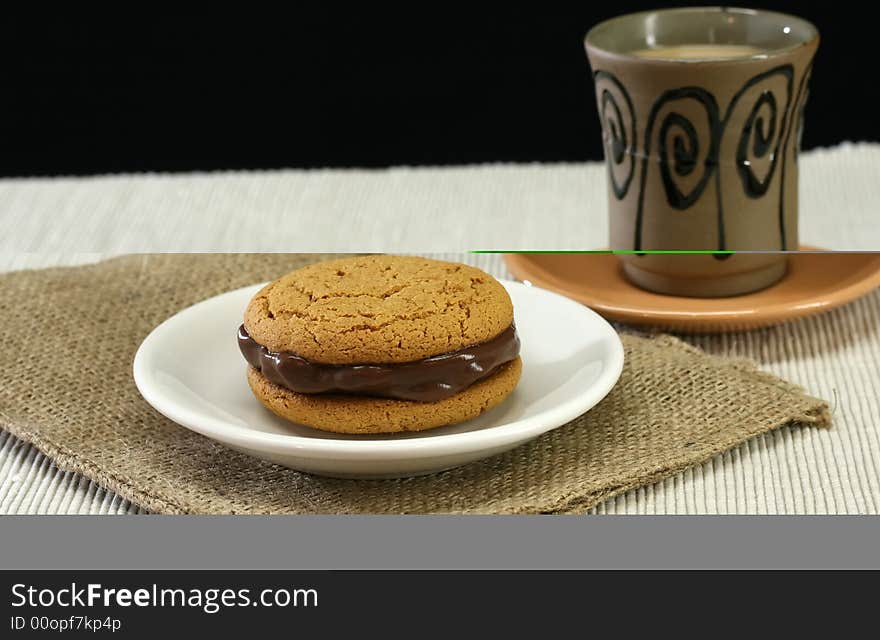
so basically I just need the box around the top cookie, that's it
[243,255,514,364]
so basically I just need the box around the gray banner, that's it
[0,516,877,570]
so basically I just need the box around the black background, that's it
[3,2,875,176]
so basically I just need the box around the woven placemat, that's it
[0,254,830,514]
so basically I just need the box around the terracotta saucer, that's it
[503,250,880,333]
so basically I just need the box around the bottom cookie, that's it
[246,357,522,434]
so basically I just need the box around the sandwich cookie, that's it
[238,255,522,434]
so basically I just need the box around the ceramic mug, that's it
[585,7,819,296]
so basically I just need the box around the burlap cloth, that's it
[0,254,830,514]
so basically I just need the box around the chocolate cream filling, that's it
[238,324,520,402]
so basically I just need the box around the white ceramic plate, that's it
[133,280,624,478]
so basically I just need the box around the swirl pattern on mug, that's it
[594,70,636,200]
[736,90,779,196]
[723,66,793,253]
[790,64,813,164]
[595,64,808,253]
[648,88,720,210]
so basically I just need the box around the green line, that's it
[471,250,737,255]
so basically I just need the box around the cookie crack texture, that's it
[287,281,411,303]
[244,256,514,364]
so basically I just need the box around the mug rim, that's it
[584,6,820,63]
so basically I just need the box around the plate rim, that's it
[504,252,880,330]
[133,279,625,460]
